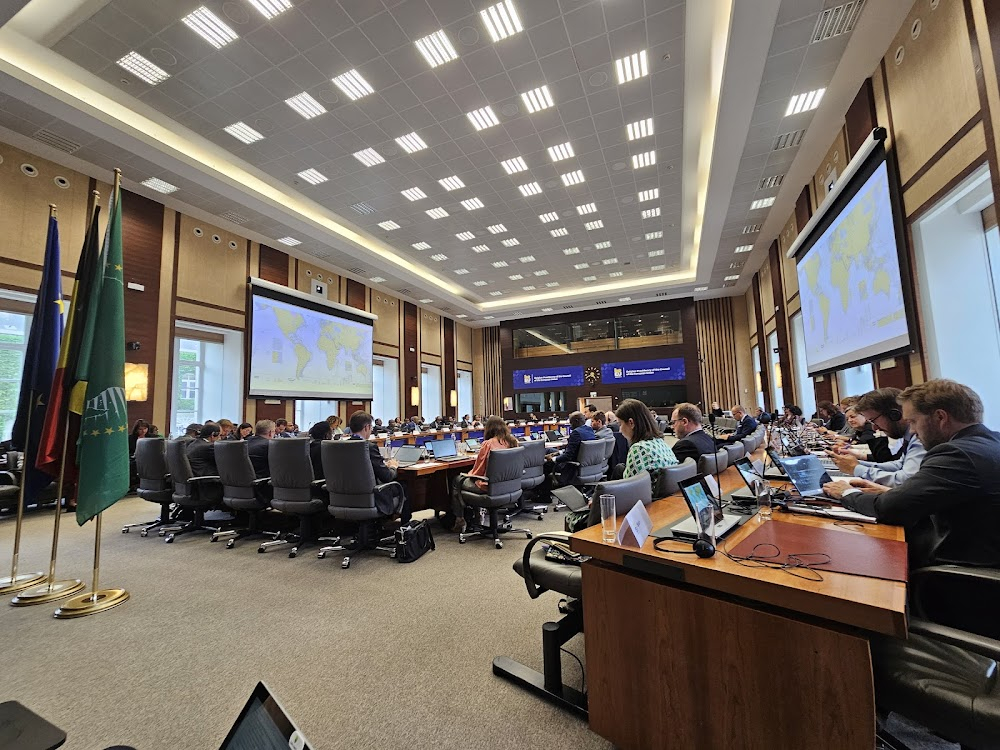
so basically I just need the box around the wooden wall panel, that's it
[812,127,849,206]
[845,78,878,158]
[778,214,799,302]
[768,241,795,406]
[345,278,366,310]
[403,302,418,418]
[875,356,914,390]
[751,273,771,409]
[371,292,400,346]
[696,298,748,410]
[443,317,456,413]
[758,258,775,324]
[478,326,502,417]
[175,214,248,312]
[419,309,441,356]
[903,120,987,217]
[745,290,757,339]
[455,322,473,365]
[258,244,287,285]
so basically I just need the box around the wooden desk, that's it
[570,464,907,750]
[396,457,475,513]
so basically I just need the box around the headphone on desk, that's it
[654,532,716,558]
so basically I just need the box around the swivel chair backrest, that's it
[698,449,729,476]
[602,437,615,460]
[741,436,756,455]
[269,438,315,507]
[592,472,653,519]
[576,439,608,484]
[134,438,170,501]
[723,442,745,467]
[215,440,260,505]
[658,458,699,496]
[164,439,195,503]
[321,439,378,520]
[520,440,546,490]
[482,446,525,505]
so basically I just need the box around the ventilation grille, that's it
[759,174,784,190]
[396,288,412,296]
[594,300,607,305]
[773,130,805,150]
[219,210,248,225]
[811,0,865,43]
[347,267,367,275]
[350,202,376,214]
[561,305,574,310]
[32,128,81,153]
[743,224,761,234]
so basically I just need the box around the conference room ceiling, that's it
[0,0,912,325]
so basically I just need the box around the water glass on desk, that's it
[599,494,617,544]
[753,479,772,521]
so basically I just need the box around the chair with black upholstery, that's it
[265,438,327,558]
[654,457,699,497]
[212,440,278,549]
[124,438,175,536]
[162,439,225,544]
[871,565,1000,750]
[508,439,548,522]
[0,457,20,513]
[579,471,653,529]
[698,449,729,477]
[459,446,531,549]
[723,441,745,467]
[317,440,402,569]
[552,439,609,506]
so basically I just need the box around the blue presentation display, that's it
[601,358,685,384]
[513,366,585,390]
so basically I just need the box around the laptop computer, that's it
[653,475,751,541]
[778,453,834,498]
[464,438,481,452]
[545,430,562,441]
[394,445,424,467]
[426,438,466,462]
[764,447,790,480]
[219,682,311,750]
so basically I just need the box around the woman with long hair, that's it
[615,398,678,488]
[308,421,333,479]
[448,415,518,532]
[128,419,150,455]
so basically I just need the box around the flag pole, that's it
[55,171,129,619]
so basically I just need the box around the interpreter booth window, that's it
[789,313,816,419]
[514,392,566,414]
[371,356,399,422]
[615,311,683,348]
[766,331,782,412]
[171,325,243,437]
[751,345,765,412]
[457,370,473,418]
[421,364,442,420]
[0,307,31,442]
[295,400,338,431]
[513,311,683,358]
[836,364,875,401]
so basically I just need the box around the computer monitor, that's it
[426,439,458,458]
[219,682,310,750]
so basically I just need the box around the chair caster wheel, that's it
[459,535,467,544]
[164,534,174,543]
[257,546,266,553]
[121,527,128,533]
[140,530,148,537]
[210,536,218,542]
[495,541,503,549]
[317,552,326,559]
[226,539,235,549]
[289,550,297,558]
[525,531,532,539]
[536,514,543,520]
[342,558,350,569]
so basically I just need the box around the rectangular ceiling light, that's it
[750,197,776,210]
[632,150,656,169]
[576,203,597,215]
[637,188,659,202]
[760,174,784,189]
[648,249,664,256]
[694,286,708,292]
[472,244,490,253]
[523,285,536,291]
[501,238,520,247]
[378,220,400,230]
[277,236,300,246]
[141,177,178,194]
[351,202,376,214]
[585,220,604,231]
[521,85,554,113]
[539,212,558,223]
[786,88,826,116]
[651,264,665,271]
[456,231,475,241]
[481,0,523,42]
[550,227,568,237]
[743,224,761,234]
[116,52,170,85]
[619,296,631,302]
[353,148,384,167]
[395,132,427,153]
[735,244,753,253]
[426,207,449,219]
[332,69,375,101]
[615,49,648,84]
[182,7,238,48]
[466,105,500,131]
[645,230,663,240]
[641,207,660,219]
[500,156,528,174]
[594,241,611,250]
[545,282,559,287]
[473,280,488,286]
[412,242,432,250]
[560,170,585,186]
[369,276,386,283]
[609,271,624,278]
[492,260,509,268]
[490,291,504,297]
[508,274,523,280]
[455,268,470,275]
[415,29,458,68]
[438,175,465,191]
[225,121,264,144]
[584,275,597,281]
[402,187,427,201]
[724,274,740,281]
[431,253,448,261]
[246,0,292,20]
[602,258,618,265]
[487,224,507,234]
[519,255,535,263]
[626,117,654,141]
[541,307,553,312]
[461,197,484,210]
[573,262,589,269]
[562,247,580,255]
[547,142,574,162]
[456,314,468,318]
[285,92,326,119]
[519,182,542,196]
[297,168,327,185]
[534,269,549,276]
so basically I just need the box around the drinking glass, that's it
[754,479,772,521]
[599,494,617,544]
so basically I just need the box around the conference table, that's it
[570,464,907,750]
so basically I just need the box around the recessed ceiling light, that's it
[490,291,504,297]
[472,244,490,253]
[694,286,708,292]
[637,188,659,202]
[641,207,660,219]
[563,247,580,255]
[415,29,459,68]
[523,285,537,291]
[182,6,238,48]
[460,197,484,210]
[519,255,535,263]
[724,274,740,281]
[431,253,448,261]
[602,258,618,265]
[584,220,604,231]
[595,241,611,250]
[474,280,488,286]
[573,262,589,270]
[541,307,553,312]
[539,212,558,223]
[648,249,665,257]
[245,0,292,19]
[584,275,597,281]
[395,132,428,154]
[729,262,744,269]
[492,260,509,268]
[378,220,400,231]
[519,181,542,196]
[561,170,585,186]
[501,238,520,247]
[487,224,507,234]
[534,270,549,276]
[466,105,500,131]
[438,175,465,191]
[351,202,376,214]
[225,121,264,144]
[627,117,654,141]
[547,142,574,162]
[402,187,427,201]
[508,273,523,280]
[619,297,631,302]
[735,245,753,253]
[632,150,656,169]
[743,224,760,234]
[576,203,597,215]
[545,282,559,287]
[455,268,470,275]
[353,148,384,167]
[297,168,327,185]
[277,237,300,246]
[456,231,475,241]
[550,227,568,237]
[750,197,776,210]
[521,85,554,113]
[500,156,528,174]
[609,271,624,278]
[412,242,432,250]
[419,298,434,303]
[615,49,648,84]
[369,276,386,283]
[645,230,662,240]
[332,69,375,101]
[426,207,449,219]
[481,0,523,42]
[116,52,170,85]
[141,177,178,194]
[456,314,468,319]
[482,315,495,319]
[786,88,825,116]
[285,92,326,119]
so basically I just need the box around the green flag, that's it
[75,183,129,525]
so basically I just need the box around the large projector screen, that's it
[248,280,375,400]
[796,159,911,375]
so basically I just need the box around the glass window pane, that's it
[789,313,816,419]
[615,311,683,348]
[420,364,441,420]
[513,324,572,358]
[457,370,473,419]
[836,364,875,400]
[371,356,399,422]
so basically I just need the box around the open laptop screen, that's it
[219,682,310,750]
[427,439,458,458]
[394,445,424,464]
[779,454,833,497]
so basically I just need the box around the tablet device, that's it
[219,682,311,750]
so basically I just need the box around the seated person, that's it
[245,420,274,478]
[186,423,221,476]
[816,401,847,433]
[459,414,472,428]
[719,405,757,445]
[308,421,331,479]
[448,416,518,533]
[147,425,160,438]
[670,402,717,464]
[128,419,150,456]
[386,418,400,432]
[372,418,387,434]
[347,411,410,524]
[326,415,345,435]
[234,422,253,440]
[777,405,805,428]
[826,387,925,487]
[710,402,725,418]
[274,418,291,438]
[616,398,678,486]
[541,411,597,490]
[605,411,620,432]
[754,407,771,425]
[823,379,1000,568]
[830,407,893,462]
[216,418,234,440]
[178,422,202,444]
[590,410,613,440]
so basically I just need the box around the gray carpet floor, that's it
[2,498,607,750]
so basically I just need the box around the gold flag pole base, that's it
[0,572,47,595]
[53,586,128,619]
[11,578,84,606]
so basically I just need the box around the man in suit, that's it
[348,411,410,523]
[590,411,614,441]
[720,405,757,445]
[274,418,292,438]
[186,423,221,476]
[670,403,717,464]
[824,379,1000,568]
[245,420,274,479]
[548,411,597,465]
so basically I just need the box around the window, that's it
[512,311,683,357]
[789,312,816,419]
[0,310,30,442]
[457,370,473,418]
[372,356,399,421]
[836,363,874,401]
[514,391,566,413]
[420,364,441,420]
[751,345,765,412]
[295,400,338,432]
[171,326,243,437]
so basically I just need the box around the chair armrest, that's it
[908,618,1000,663]
[310,479,325,487]
[0,471,16,486]
[519,531,575,600]
[374,480,403,493]
[909,564,1000,619]
[252,477,271,486]
[459,473,489,482]
[187,475,221,483]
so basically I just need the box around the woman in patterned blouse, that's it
[615,398,679,490]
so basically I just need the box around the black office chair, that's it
[459,446,530,549]
[610,432,628,474]
[872,565,1000,750]
[580,471,653,529]
[317,440,402,569]
[656,458,699,497]
[508,439,548,522]
[0,460,20,513]
[266,438,327,558]
[212,440,278,549]
[124,438,175,536]
[162,439,224,544]
[552,439,609,509]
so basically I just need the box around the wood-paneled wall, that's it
[474,326,502,418]
[696,298,754,411]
